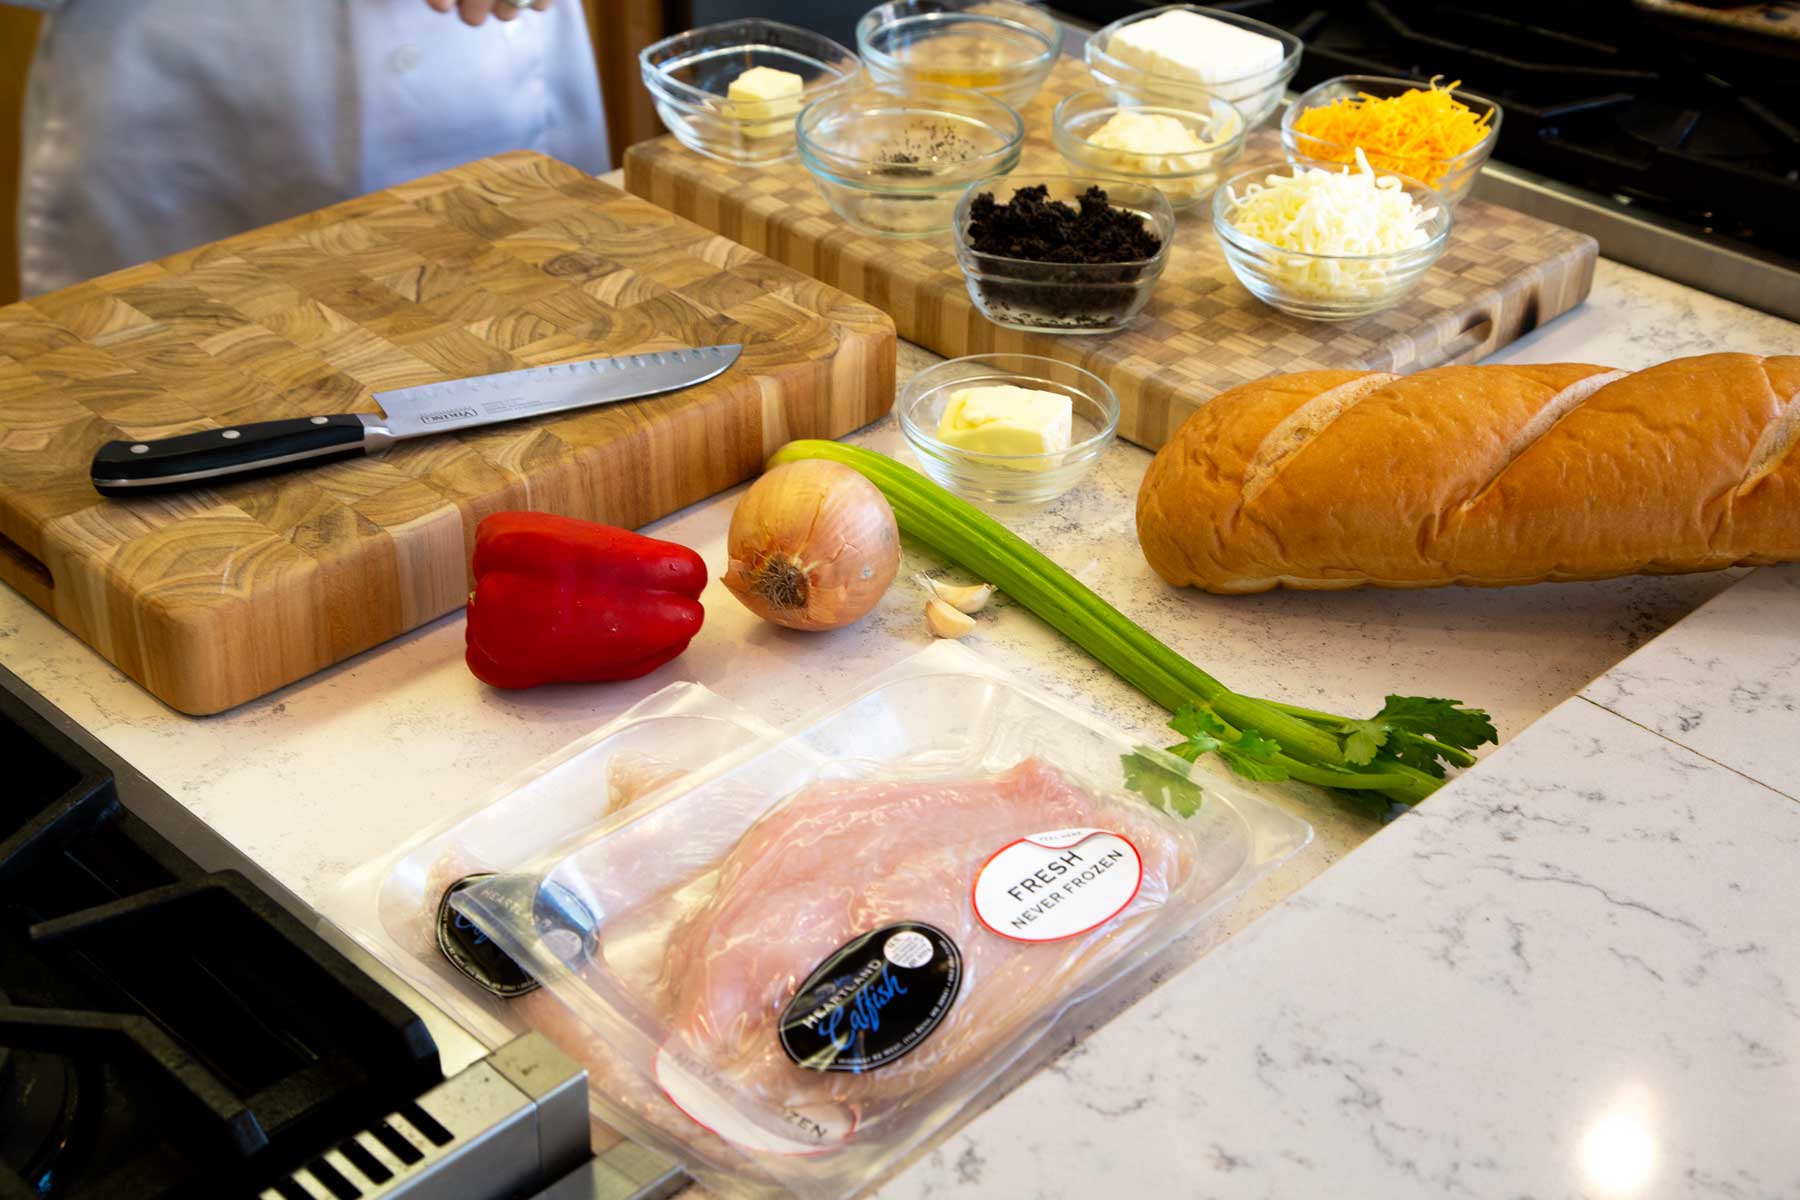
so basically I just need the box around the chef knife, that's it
[89,343,743,496]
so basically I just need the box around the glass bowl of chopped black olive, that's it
[953,174,1175,334]
[799,83,1025,238]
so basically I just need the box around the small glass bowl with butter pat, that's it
[798,83,1025,238]
[1085,4,1302,130]
[640,19,862,164]
[1053,89,1246,212]
[899,354,1120,505]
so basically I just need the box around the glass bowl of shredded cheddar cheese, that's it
[1213,153,1452,320]
[1281,75,1501,208]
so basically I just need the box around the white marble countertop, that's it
[2,255,1798,1199]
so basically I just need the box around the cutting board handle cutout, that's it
[0,527,52,610]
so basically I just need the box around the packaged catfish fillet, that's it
[322,682,782,1050]
[455,643,1312,1199]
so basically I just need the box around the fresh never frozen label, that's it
[778,922,962,1074]
[972,828,1143,942]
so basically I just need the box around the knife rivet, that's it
[222,430,241,440]
[311,416,329,425]
[130,444,150,454]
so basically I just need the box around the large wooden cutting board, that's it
[0,152,895,715]
[625,55,1597,450]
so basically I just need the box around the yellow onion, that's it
[722,460,900,631]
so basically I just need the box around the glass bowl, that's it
[1084,4,1302,130]
[1281,75,1502,209]
[953,173,1175,335]
[798,83,1024,238]
[1212,161,1453,320]
[899,354,1119,505]
[857,0,1063,110]
[640,19,861,164]
[1052,88,1247,212]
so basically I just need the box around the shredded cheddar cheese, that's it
[1291,79,1492,187]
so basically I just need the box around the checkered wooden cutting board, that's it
[625,56,1597,450]
[0,151,895,714]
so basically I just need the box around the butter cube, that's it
[726,66,804,139]
[936,385,1073,469]
[1087,110,1210,200]
[1107,10,1283,87]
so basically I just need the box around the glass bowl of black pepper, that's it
[953,174,1175,335]
[799,83,1026,238]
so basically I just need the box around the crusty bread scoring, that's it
[1135,353,1800,593]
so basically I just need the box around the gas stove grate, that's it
[0,687,443,1200]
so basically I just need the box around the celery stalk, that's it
[769,440,1488,807]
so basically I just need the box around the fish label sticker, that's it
[435,873,597,998]
[778,922,962,1073]
[972,828,1144,942]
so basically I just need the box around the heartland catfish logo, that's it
[420,406,480,425]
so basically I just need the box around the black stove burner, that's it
[0,987,89,1199]
[0,684,442,1199]
[1061,0,1800,264]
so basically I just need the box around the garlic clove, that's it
[925,598,976,639]
[918,575,995,614]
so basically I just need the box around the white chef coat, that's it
[17,0,608,296]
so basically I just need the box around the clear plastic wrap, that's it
[321,683,782,1049]
[453,643,1312,1198]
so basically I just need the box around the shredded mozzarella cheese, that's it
[1224,150,1439,299]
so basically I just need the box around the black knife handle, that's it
[90,414,372,496]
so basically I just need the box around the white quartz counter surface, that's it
[2,257,1798,1198]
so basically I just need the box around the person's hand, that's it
[424,0,553,26]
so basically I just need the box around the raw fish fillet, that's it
[654,758,1192,1145]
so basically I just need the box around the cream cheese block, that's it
[1106,9,1283,86]
[726,66,804,139]
[936,385,1074,469]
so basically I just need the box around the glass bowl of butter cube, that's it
[899,354,1120,505]
[640,19,862,164]
[1084,4,1303,131]
[857,0,1064,111]
[1052,89,1246,211]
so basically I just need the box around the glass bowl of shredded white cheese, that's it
[1212,152,1451,320]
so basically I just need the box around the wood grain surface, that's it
[0,152,895,715]
[624,55,1598,450]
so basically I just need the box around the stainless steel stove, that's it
[1053,0,1800,321]
[0,664,682,1200]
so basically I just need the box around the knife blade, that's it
[88,344,743,496]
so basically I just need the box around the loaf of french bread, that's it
[1136,353,1800,593]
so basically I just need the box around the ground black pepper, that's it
[870,124,978,179]
[961,184,1163,330]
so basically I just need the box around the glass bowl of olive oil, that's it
[857,0,1063,110]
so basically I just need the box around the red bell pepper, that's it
[465,512,707,689]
